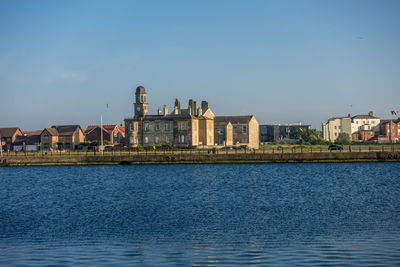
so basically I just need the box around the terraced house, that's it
[124,86,259,149]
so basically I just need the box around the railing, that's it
[1,144,400,157]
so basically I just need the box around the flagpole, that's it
[101,115,104,155]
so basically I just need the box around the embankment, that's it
[1,151,399,166]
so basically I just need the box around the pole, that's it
[0,134,2,156]
[101,115,104,155]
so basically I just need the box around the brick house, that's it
[40,125,85,151]
[85,124,125,145]
[376,119,400,143]
[0,127,23,151]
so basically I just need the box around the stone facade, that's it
[214,116,259,149]
[124,86,214,148]
[124,86,259,149]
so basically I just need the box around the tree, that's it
[294,128,325,145]
[335,132,352,145]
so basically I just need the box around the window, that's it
[166,136,170,143]
[130,136,134,144]
[129,123,133,131]
[144,137,149,144]
[44,135,49,141]
[334,132,337,136]
[44,143,49,150]
[155,137,159,144]
[242,126,247,133]
[144,123,150,132]
[334,126,337,129]
[178,122,186,130]
[165,122,170,131]
[65,143,71,150]
[234,126,237,134]
[180,135,185,143]
[155,123,160,131]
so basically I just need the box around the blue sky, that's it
[1,0,399,130]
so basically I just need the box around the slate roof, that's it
[136,86,146,94]
[51,125,82,136]
[352,114,378,119]
[85,125,125,135]
[13,134,40,145]
[43,128,59,136]
[215,116,254,124]
[0,127,22,138]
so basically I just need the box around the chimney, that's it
[193,100,197,116]
[163,104,168,116]
[201,101,209,112]
[188,99,193,115]
[368,111,373,117]
[174,98,181,114]
[157,107,162,115]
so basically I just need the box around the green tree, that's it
[294,128,325,145]
[334,132,352,145]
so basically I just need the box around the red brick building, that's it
[85,125,125,145]
[376,119,400,143]
[0,127,23,151]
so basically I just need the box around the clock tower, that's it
[134,86,148,118]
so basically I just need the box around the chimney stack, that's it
[157,107,162,115]
[368,111,374,117]
[201,101,209,112]
[163,105,168,116]
[174,98,181,115]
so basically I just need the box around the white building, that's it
[351,111,380,134]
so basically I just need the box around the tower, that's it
[134,86,148,118]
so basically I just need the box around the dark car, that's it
[328,144,344,151]
[221,146,234,150]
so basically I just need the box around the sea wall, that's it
[1,151,399,166]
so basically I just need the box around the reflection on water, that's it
[0,163,400,266]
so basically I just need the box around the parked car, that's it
[328,144,344,151]
[239,145,253,150]
[221,146,234,150]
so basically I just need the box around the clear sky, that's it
[1,0,399,130]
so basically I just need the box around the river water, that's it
[0,163,399,266]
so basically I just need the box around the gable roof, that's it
[43,128,59,136]
[51,125,82,136]
[85,125,121,135]
[215,116,254,124]
[201,109,215,120]
[23,130,42,136]
[0,127,22,138]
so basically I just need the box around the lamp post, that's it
[390,110,398,143]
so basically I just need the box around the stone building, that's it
[124,86,214,148]
[124,86,260,149]
[214,116,259,149]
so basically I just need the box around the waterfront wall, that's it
[1,151,399,166]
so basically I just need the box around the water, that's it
[0,163,399,266]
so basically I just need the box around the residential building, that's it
[376,119,400,143]
[215,116,259,149]
[13,131,41,151]
[322,115,352,142]
[85,124,125,145]
[40,125,85,151]
[260,123,311,143]
[351,111,380,133]
[0,127,23,151]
